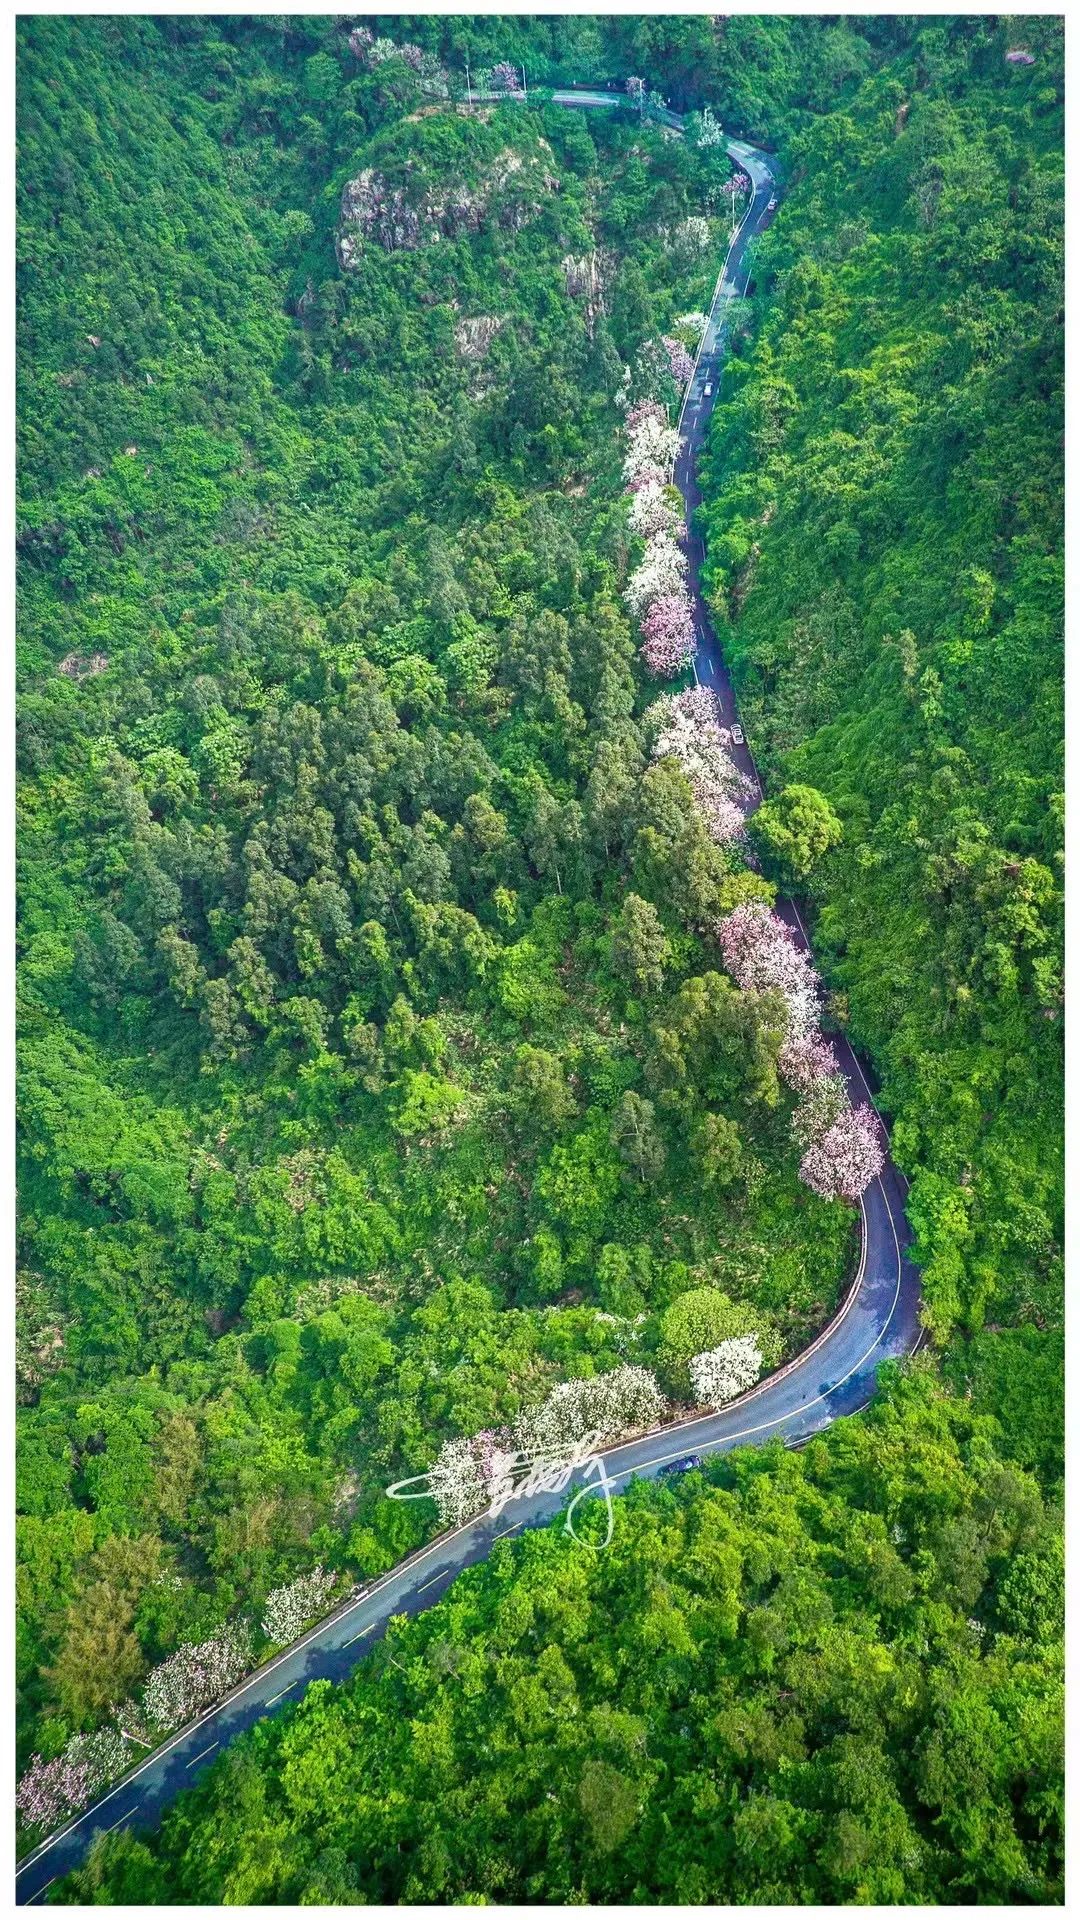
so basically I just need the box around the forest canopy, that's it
[15,11,1062,1905]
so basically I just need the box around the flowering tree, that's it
[629,481,683,541]
[625,533,688,616]
[16,1730,130,1833]
[261,1567,338,1645]
[799,1104,885,1201]
[516,1365,667,1455]
[695,106,724,147]
[640,593,697,677]
[650,689,755,842]
[716,903,822,1047]
[623,414,679,487]
[689,1335,763,1408]
[674,310,710,341]
[142,1623,253,1734]
[626,75,646,104]
[426,1431,515,1527]
[421,1368,667,1527]
[626,397,668,436]
[662,335,695,387]
[790,1069,848,1148]
[489,60,520,92]
[778,1029,840,1093]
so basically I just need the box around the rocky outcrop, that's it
[337,144,559,266]
[57,651,108,679]
[560,249,614,337]
[454,313,503,361]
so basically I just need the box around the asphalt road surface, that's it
[15,130,921,1908]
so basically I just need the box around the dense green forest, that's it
[700,12,1064,1348]
[16,11,1062,1904]
[58,1369,1064,1905]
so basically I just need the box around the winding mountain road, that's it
[15,126,922,1908]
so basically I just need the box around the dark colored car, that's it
[658,1454,702,1477]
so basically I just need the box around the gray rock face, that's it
[560,249,614,336]
[337,146,559,266]
[453,313,504,361]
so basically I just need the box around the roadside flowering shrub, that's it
[626,397,668,436]
[689,1335,763,1408]
[640,592,697,676]
[716,903,822,1046]
[16,1730,130,1833]
[516,1365,667,1456]
[716,904,884,1198]
[662,334,695,387]
[489,60,519,91]
[650,688,755,840]
[423,1369,667,1526]
[426,1432,513,1527]
[261,1567,338,1645]
[629,481,683,541]
[778,1030,840,1092]
[142,1623,253,1734]
[799,1104,885,1201]
[623,415,679,487]
[790,1070,848,1148]
[625,533,688,616]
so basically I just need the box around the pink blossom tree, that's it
[716,903,823,1045]
[650,688,755,841]
[623,415,679,487]
[625,397,669,436]
[662,334,695,387]
[629,480,683,541]
[798,1103,885,1200]
[16,1730,129,1833]
[640,593,697,676]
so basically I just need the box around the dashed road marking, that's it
[185,1742,218,1768]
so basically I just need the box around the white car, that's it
[703,381,713,397]
[730,724,745,745]
[767,196,778,211]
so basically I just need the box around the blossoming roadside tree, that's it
[420,1366,669,1528]
[649,687,756,845]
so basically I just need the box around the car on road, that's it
[658,1454,702,1477]
[767,196,778,210]
[730,724,745,744]
[703,381,713,397]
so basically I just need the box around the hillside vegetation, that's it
[16,13,1062,1906]
[700,16,1064,1343]
[17,14,849,1786]
[59,1370,1063,1905]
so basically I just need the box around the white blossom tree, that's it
[261,1567,338,1645]
[649,688,755,843]
[689,1335,764,1408]
[141,1623,253,1734]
